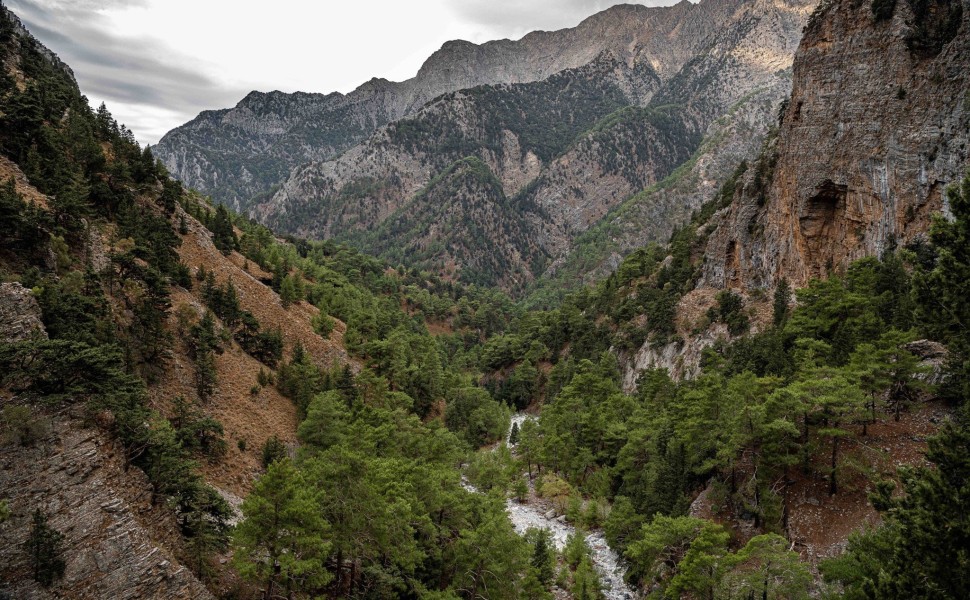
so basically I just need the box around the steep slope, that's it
[255,53,662,287]
[701,0,970,291]
[357,157,546,291]
[0,7,217,595]
[528,0,814,299]
[532,83,785,302]
[0,405,217,600]
[154,0,745,211]
[0,5,358,595]
[149,205,354,496]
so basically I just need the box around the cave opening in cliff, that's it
[800,179,849,277]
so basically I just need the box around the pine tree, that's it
[773,278,791,326]
[279,274,303,307]
[529,529,555,585]
[232,459,331,597]
[821,409,970,598]
[24,509,66,587]
[915,170,970,401]
[210,204,237,256]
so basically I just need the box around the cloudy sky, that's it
[7,0,681,145]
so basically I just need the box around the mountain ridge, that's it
[154,0,747,211]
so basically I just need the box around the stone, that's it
[0,282,46,342]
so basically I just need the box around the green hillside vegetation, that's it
[468,172,970,599]
[0,3,232,575]
[526,88,777,308]
[2,3,968,598]
[347,157,548,291]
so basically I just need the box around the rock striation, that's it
[0,414,215,600]
[701,0,970,291]
[0,282,46,342]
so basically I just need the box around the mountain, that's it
[154,0,748,212]
[5,1,970,598]
[250,0,815,292]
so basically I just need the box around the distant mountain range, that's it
[156,0,815,292]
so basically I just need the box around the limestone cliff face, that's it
[540,82,787,291]
[701,0,970,291]
[626,0,970,383]
[0,284,212,600]
[0,282,46,342]
[0,415,216,600]
[155,0,747,211]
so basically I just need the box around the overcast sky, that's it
[7,0,682,145]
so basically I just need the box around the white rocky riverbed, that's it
[470,413,637,599]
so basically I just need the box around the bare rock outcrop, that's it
[0,282,46,343]
[0,414,214,600]
[701,0,970,291]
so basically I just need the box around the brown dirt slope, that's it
[691,399,948,565]
[147,207,357,496]
[0,155,48,208]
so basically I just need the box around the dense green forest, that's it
[1,3,969,599]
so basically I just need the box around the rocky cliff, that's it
[0,412,217,600]
[155,0,748,211]
[0,282,46,342]
[0,280,213,600]
[626,0,970,382]
[701,0,970,291]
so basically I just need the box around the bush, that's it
[261,435,287,468]
[707,290,750,336]
[311,311,335,337]
[1,405,48,446]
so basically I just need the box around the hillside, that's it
[0,6,521,597]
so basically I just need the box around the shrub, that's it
[261,436,287,468]
[1,405,48,446]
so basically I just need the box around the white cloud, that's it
[449,0,679,38]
